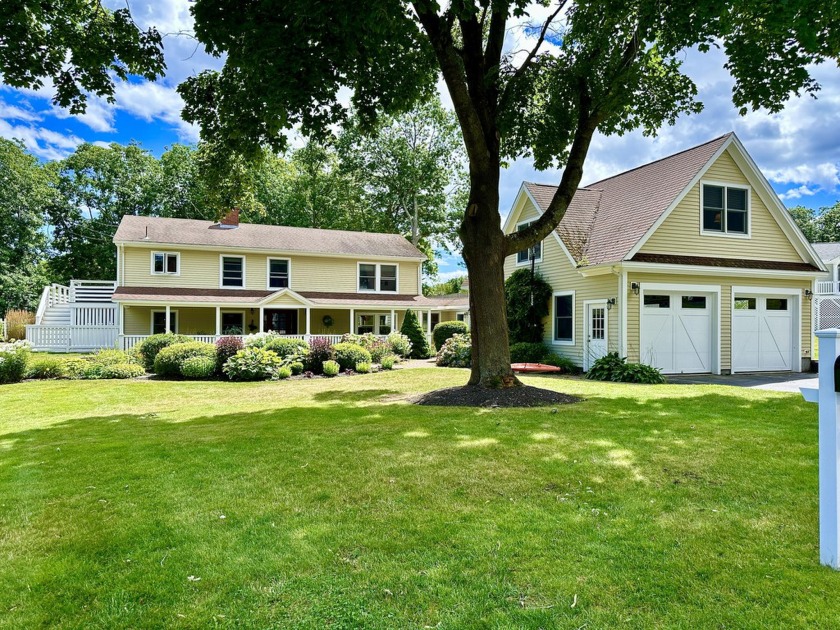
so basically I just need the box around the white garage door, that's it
[640,293,713,374]
[732,295,794,372]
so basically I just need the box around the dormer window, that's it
[152,252,179,275]
[358,262,399,293]
[516,221,542,264]
[702,184,749,235]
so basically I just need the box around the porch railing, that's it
[817,280,840,295]
[118,333,369,351]
[26,325,119,351]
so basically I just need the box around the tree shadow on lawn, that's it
[0,390,833,628]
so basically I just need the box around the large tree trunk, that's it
[460,168,519,389]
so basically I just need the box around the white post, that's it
[165,305,171,333]
[259,307,264,333]
[118,304,125,336]
[215,306,221,337]
[427,309,432,335]
[350,308,355,335]
[390,308,395,335]
[816,330,840,569]
[305,307,311,337]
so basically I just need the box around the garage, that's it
[640,290,716,374]
[732,293,797,372]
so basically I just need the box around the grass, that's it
[0,369,836,628]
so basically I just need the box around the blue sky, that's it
[2,1,840,282]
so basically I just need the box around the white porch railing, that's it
[817,281,840,295]
[26,325,119,351]
[34,284,71,324]
[70,279,118,303]
[71,304,117,326]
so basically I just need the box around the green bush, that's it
[98,363,145,379]
[322,360,340,377]
[264,337,309,358]
[289,361,304,375]
[137,333,192,370]
[153,342,216,377]
[386,332,412,358]
[380,355,396,370]
[433,321,469,350]
[586,352,666,384]
[436,333,471,368]
[26,357,67,379]
[542,353,580,374]
[355,361,371,374]
[181,355,217,379]
[223,347,283,381]
[505,268,553,343]
[0,341,31,384]
[93,348,139,366]
[333,342,372,371]
[275,365,292,380]
[509,342,548,363]
[342,333,390,362]
[399,310,430,358]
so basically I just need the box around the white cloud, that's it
[0,117,82,160]
[779,185,819,202]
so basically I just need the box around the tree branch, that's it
[511,1,567,82]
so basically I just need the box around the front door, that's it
[264,309,298,335]
[585,303,608,371]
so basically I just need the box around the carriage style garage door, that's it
[640,291,715,374]
[732,294,796,372]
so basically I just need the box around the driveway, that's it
[667,372,818,392]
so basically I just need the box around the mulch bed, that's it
[413,385,580,408]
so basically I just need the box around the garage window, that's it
[644,295,670,308]
[681,296,707,309]
[702,184,749,235]
[766,298,789,311]
[553,293,574,343]
[735,297,756,310]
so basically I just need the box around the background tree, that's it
[424,276,466,296]
[788,205,819,242]
[179,0,840,390]
[504,269,553,344]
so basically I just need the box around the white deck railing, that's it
[26,325,119,351]
[34,284,71,324]
[817,281,840,295]
[70,280,118,303]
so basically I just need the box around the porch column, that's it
[350,308,355,335]
[305,307,311,336]
[426,309,432,335]
[118,304,125,335]
[390,308,395,335]
[259,307,264,333]
[165,305,171,333]
[215,306,221,336]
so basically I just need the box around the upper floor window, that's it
[221,255,245,288]
[358,262,399,293]
[152,252,179,275]
[267,258,290,289]
[702,184,749,235]
[516,221,542,264]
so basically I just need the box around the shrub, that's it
[181,355,217,379]
[215,336,244,374]
[355,361,371,374]
[244,332,277,348]
[0,340,31,384]
[399,310,430,358]
[542,353,580,374]
[333,342,372,372]
[436,333,471,368]
[264,337,309,358]
[380,355,396,370]
[341,333,390,362]
[275,365,292,380]
[4,310,34,341]
[98,363,145,379]
[137,333,192,371]
[26,357,68,379]
[307,337,335,374]
[289,361,304,375]
[386,332,412,358]
[223,347,283,381]
[322,360,340,377]
[64,358,91,379]
[433,321,469,350]
[505,268,553,343]
[153,342,216,377]
[509,342,548,363]
[93,348,139,366]
[585,352,666,384]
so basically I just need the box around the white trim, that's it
[219,309,247,335]
[583,299,609,371]
[503,183,579,267]
[614,261,821,280]
[699,180,751,238]
[151,309,178,334]
[357,261,399,294]
[551,290,575,346]
[354,311,395,335]
[219,254,246,289]
[638,282,722,375]
[619,269,628,356]
[266,257,291,290]
[150,251,181,276]
[514,218,544,266]
[730,285,802,374]
[625,135,733,259]
[257,288,313,307]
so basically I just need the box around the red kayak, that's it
[511,363,563,373]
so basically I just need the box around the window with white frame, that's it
[267,258,290,289]
[516,221,542,264]
[151,310,178,334]
[356,313,393,335]
[221,255,245,287]
[152,252,179,275]
[702,183,749,235]
[358,263,398,293]
[553,292,574,343]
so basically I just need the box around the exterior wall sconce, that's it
[606,298,616,310]
[631,282,640,296]
[806,289,814,300]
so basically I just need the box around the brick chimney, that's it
[219,208,240,228]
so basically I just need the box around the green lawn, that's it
[0,370,835,628]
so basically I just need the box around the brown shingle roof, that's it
[113,215,426,259]
[524,133,733,265]
[630,253,820,272]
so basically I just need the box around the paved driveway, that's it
[668,372,818,393]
